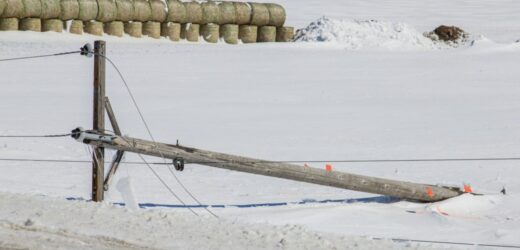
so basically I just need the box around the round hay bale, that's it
[220,23,238,44]
[0,0,6,17]
[124,21,141,37]
[239,24,256,43]
[166,0,185,23]
[69,19,83,34]
[22,0,40,18]
[201,23,218,43]
[217,1,234,25]
[19,17,40,31]
[183,1,201,24]
[265,3,284,27]
[78,0,97,21]
[249,2,268,26]
[0,17,18,29]
[114,0,132,21]
[180,23,199,42]
[201,1,218,24]
[233,2,250,25]
[132,0,150,22]
[257,25,275,42]
[104,20,122,36]
[161,22,180,41]
[149,0,165,22]
[143,20,159,38]
[42,18,63,32]
[276,26,292,42]
[41,0,60,19]
[60,0,79,20]
[3,0,24,18]
[84,20,102,35]
[97,0,116,22]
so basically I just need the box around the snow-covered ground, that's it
[1,0,520,249]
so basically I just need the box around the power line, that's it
[134,151,200,217]
[180,157,520,164]
[1,156,520,165]
[0,132,77,138]
[374,237,520,249]
[100,53,218,218]
[0,51,80,62]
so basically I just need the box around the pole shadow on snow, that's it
[66,195,400,209]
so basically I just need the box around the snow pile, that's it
[0,192,413,250]
[294,17,447,50]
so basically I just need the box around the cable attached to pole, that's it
[0,51,81,62]
[0,132,78,138]
[85,51,217,218]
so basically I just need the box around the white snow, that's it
[1,0,520,249]
[0,192,403,250]
[293,17,448,50]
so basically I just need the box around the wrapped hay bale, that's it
[69,19,82,33]
[183,1,201,24]
[19,17,40,31]
[239,24,256,43]
[143,20,159,38]
[104,20,123,36]
[233,2,250,25]
[257,25,275,42]
[96,0,116,22]
[276,26,292,42]
[42,18,62,32]
[78,0,97,21]
[217,1,234,25]
[201,1,218,24]
[60,0,79,20]
[180,23,199,42]
[149,0,165,22]
[0,17,18,29]
[132,0,150,22]
[0,0,6,17]
[265,3,284,27]
[124,21,141,37]
[166,0,185,23]
[220,23,238,44]
[3,0,24,18]
[248,2,268,26]
[84,20,102,35]
[201,23,218,43]
[161,21,180,41]
[22,0,40,18]
[114,0,132,21]
[41,0,61,19]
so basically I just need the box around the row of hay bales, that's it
[0,0,294,43]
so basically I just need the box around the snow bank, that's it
[294,17,447,50]
[0,192,414,249]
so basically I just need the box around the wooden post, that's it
[103,96,125,191]
[81,133,463,202]
[92,40,106,202]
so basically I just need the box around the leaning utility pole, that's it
[77,40,463,203]
[74,131,463,202]
[91,40,106,202]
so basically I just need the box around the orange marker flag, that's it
[463,184,473,193]
[325,164,332,172]
[426,187,434,198]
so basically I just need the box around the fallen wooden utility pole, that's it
[74,130,463,202]
[78,40,462,203]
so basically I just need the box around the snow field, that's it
[1,0,520,248]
